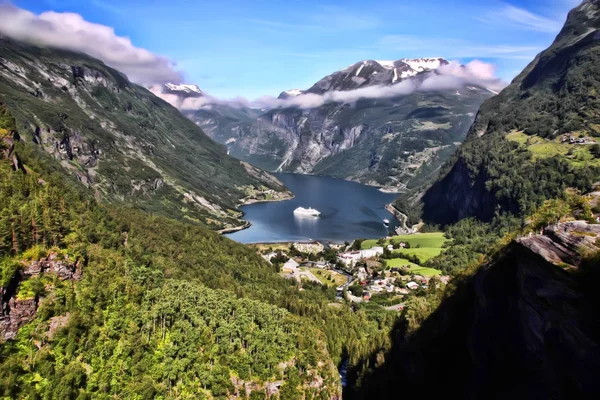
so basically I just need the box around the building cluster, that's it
[293,241,325,254]
[561,135,587,144]
[337,246,384,266]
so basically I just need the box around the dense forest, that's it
[0,104,401,398]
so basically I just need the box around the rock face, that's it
[0,37,288,230]
[350,221,600,399]
[186,60,493,190]
[0,252,81,340]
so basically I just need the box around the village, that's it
[255,232,450,311]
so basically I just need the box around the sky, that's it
[4,0,583,99]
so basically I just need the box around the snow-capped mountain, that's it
[306,57,448,94]
[184,56,494,191]
[164,83,203,97]
[278,89,306,99]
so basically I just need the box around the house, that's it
[406,281,419,290]
[337,251,362,266]
[261,252,278,263]
[360,246,384,258]
[282,259,299,271]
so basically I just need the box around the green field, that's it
[309,268,348,286]
[392,247,443,262]
[385,258,442,277]
[361,232,447,263]
[507,130,600,167]
[361,232,447,250]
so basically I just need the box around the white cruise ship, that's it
[293,207,321,217]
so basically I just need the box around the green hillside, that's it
[0,38,289,231]
[418,1,600,225]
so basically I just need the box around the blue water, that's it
[226,173,400,243]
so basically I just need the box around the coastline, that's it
[241,191,295,206]
[219,220,251,234]
[221,191,295,235]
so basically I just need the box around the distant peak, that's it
[164,83,203,95]
[278,88,306,99]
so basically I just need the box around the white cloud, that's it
[477,3,564,33]
[0,4,183,85]
[158,60,506,111]
[377,35,541,60]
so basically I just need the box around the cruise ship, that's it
[293,207,321,217]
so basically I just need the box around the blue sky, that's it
[12,0,581,99]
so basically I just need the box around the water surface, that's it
[227,174,399,243]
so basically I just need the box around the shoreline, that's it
[240,191,295,206]
[221,191,295,235]
[219,220,251,234]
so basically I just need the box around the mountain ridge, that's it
[0,36,291,231]
[175,57,494,190]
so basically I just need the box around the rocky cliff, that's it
[349,220,600,399]
[0,252,81,340]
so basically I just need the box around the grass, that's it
[309,268,348,287]
[392,247,443,262]
[361,232,447,250]
[252,243,292,253]
[385,258,442,277]
[507,130,600,168]
[362,232,446,263]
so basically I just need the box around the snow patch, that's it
[375,60,395,69]
[165,83,202,94]
[355,62,366,77]
[283,89,303,97]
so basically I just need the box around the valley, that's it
[1,0,600,399]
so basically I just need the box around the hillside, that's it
[0,105,343,398]
[184,59,494,190]
[0,102,404,398]
[420,0,600,225]
[0,37,290,231]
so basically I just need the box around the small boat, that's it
[383,218,390,226]
[294,207,321,217]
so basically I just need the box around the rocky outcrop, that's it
[0,252,81,340]
[22,252,82,281]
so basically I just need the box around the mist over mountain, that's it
[161,58,499,190]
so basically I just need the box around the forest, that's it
[0,103,402,398]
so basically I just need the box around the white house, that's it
[406,281,419,290]
[282,259,299,271]
[337,246,384,267]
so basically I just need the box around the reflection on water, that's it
[227,173,400,243]
[294,214,319,227]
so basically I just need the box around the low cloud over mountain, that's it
[160,59,506,111]
[0,4,183,85]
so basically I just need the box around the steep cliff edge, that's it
[349,221,600,399]
[421,0,600,225]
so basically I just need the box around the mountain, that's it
[419,0,600,225]
[306,58,447,94]
[0,37,290,231]
[184,58,495,190]
[0,117,342,397]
